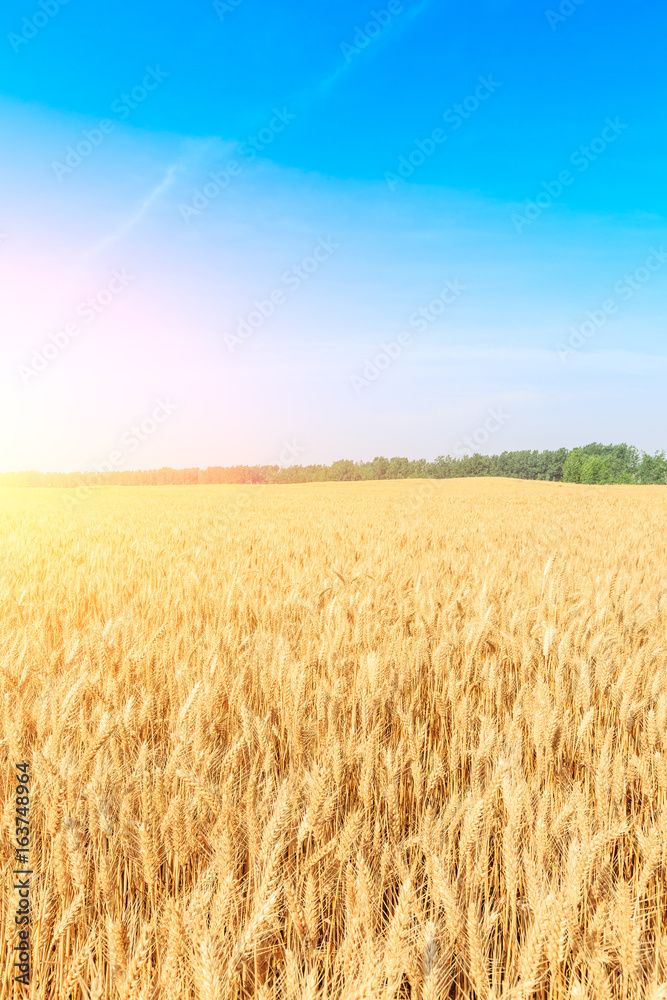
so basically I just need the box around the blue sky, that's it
[1,0,666,471]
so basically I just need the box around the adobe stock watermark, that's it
[349,278,466,394]
[63,398,179,509]
[452,406,511,457]
[179,107,296,223]
[556,246,667,360]
[51,67,169,180]
[93,398,179,471]
[8,0,70,54]
[385,75,501,190]
[18,269,134,385]
[277,439,307,468]
[397,478,443,524]
[545,0,587,30]
[511,117,628,234]
[224,237,339,352]
[213,0,245,20]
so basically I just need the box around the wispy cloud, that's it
[84,163,179,258]
[298,0,436,108]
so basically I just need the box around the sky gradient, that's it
[1,0,666,472]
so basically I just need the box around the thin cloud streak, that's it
[296,0,436,109]
[83,163,179,258]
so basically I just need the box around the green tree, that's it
[327,460,362,481]
[580,455,614,484]
[606,456,634,484]
[637,451,667,484]
[562,449,585,483]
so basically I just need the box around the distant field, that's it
[1,479,667,998]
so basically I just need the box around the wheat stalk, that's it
[2,479,666,998]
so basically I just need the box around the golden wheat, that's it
[1,477,667,998]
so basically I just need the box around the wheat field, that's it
[1,478,667,999]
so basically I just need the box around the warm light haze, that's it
[1,0,665,473]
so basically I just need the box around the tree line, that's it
[1,443,665,487]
